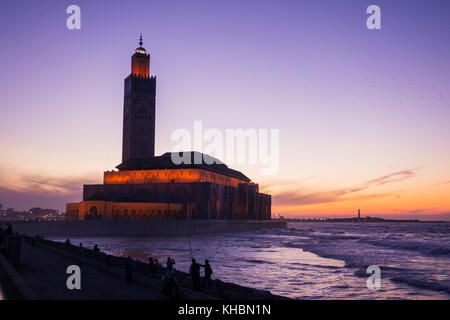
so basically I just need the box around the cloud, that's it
[0,164,99,210]
[364,169,418,187]
[273,188,393,206]
[271,168,419,207]
[390,208,435,215]
[431,180,450,186]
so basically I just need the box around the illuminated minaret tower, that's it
[122,34,156,162]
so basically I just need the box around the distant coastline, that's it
[278,217,446,223]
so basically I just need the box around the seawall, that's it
[0,252,37,300]
[6,220,286,237]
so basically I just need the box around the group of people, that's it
[130,254,214,296]
[72,240,214,297]
[160,256,213,296]
[189,258,213,291]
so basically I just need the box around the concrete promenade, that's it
[19,241,168,299]
[0,221,288,300]
[0,236,214,300]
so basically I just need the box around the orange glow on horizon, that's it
[272,185,450,217]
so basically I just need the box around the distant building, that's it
[0,208,18,221]
[67,36,271,221]
[30,207,57,216]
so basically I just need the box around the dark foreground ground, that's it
[1,231,288,300]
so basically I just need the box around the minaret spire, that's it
[131,34,150,77]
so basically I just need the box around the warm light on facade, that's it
[103,168,251,189]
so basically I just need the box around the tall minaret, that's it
[122,34,156,162]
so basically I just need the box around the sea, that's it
[51,222,450,300]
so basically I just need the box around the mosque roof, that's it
[116,152,251,182]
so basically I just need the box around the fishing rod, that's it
[187,219,193,259]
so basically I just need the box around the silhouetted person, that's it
[126,256,134,283]
[166,257,175,272]
[156,258,162,273]
[149,257,156,276]
[162,268,179,298]
[202,260,213,288]
[65,239,71,245]
[93,244,100,253]
[190,258,201,291]
[6,223,13,236]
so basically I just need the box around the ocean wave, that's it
[365,239,450,257]
[281,232,450,296]
[390,276,450,294]
[242,259,276,265]
[288,262,341,270]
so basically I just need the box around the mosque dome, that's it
[134,34,147,55]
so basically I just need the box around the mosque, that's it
[66,36,271,221]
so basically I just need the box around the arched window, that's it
[89,206,98,219]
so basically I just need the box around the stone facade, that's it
[66,201,194,221]
[76,178,270,220]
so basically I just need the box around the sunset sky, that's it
[0,0,449,219]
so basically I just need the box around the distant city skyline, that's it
[1,0,449,220]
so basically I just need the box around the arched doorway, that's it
[89,206,100,220]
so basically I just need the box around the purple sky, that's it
[0,0,449,219]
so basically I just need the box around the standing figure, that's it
[202,260,213,288]
[6,223,13,236]
[166,257,175,273]
[149,257,156,277]
[189,258,201,291]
